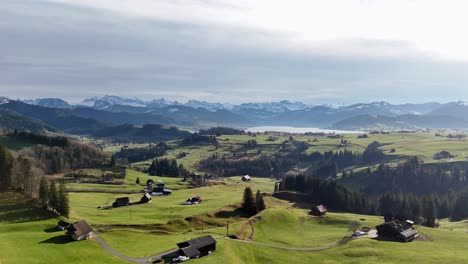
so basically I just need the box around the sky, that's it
[1,0,468,104]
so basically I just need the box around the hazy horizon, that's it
[2,0,468,104]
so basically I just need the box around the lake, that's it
[245,126,363,134]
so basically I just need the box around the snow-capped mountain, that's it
[183,100,227,111]
[80,95,146,109]
[0,97,10,105]
[232,100,310,113]
[22,98,72,108]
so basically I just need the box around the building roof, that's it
[57,220,70,227]
[377,220,417,238]
[180,246,201,258]
[242,175,251,180]
[315,205,327,213]
[67,220,92,236]
[143,193,152,199]
[177,235,217,249]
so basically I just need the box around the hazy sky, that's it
[2,0,468,104]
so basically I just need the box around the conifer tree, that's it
[38,176,49,207]
[255,190,266,213]
[242,187,255,214]
[136,177,140,184]
[58,182,70,217]
[49,180,58,212]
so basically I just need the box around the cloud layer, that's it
[1,0,468,104]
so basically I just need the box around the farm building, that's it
[146,179,155,190]
[176,235,217,259]
[433,151,455,160]
[241,175,251,182]
[140,193,152,203]
[152,182,173,195]
[66,220,93,241]
[181,195,202,205]
[310,205,327,216]
[56,220,70,231]
[376,220,418,242]
[112,197,130,208]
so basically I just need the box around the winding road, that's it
[93,233,352,263]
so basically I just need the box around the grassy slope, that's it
[69,170,276,225]
[0,192,126,264]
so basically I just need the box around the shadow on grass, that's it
[0,193,56,223]
[214,207,251,218]
[39,235,74,244]
[44,227,60,233]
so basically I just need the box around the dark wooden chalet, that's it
[146,179,155,190]
[310,205,327,216]
[140,193,152,203]
[112,197,130,208]
[176,235,216,259]
[66,220,93,241]
[241,175,251,182]
[57,220,70,231]
[153,182,173,195]
[376,220,418,242]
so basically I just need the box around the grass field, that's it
[4,129,468,263]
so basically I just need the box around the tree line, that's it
[113,142,170,163]
[242,187,266,215]
[279,173,468,225]
[147,158,188,177]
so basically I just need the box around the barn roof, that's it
[377,220,417,238]
[177,235,216,249]
[180,246,201,258]
[115,197,129,202]
[316,205,327,213]
[67,220,92,236]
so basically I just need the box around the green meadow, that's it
[3,131,468,263]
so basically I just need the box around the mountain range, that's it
[1,95,468,134]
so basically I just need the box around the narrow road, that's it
[94,233,352,263]
[94,233,178,263]
[223,236,353,251]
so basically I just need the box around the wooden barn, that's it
[56,220,70,231]
[112,197,130,208]
[153,182,173,195]
[140,193,152,203]
[241,175,251,182]
[176,235,217,259]
[66,220,93,241]
[310,205,327,216]
[376,220,418,242]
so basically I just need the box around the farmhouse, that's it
[433,151,455,160]
[376,220,418,242]
[152,182,173,195]
[182,195,202,205]
[146,179,154,190]
[241,175,251,182]
[66,220,93,241]
[176,235,216,259]
[310,205,327,216]
[140,193,152,203]
[112,197,130,208]
[56,220,70,231]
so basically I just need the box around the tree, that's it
[274,182,279,193]
[255,190,266,213]
[57,182,70,217]
[0,146,13,190]
[49,180,58,211]
[38,176,49,207]
[136,177,141,184]
[110,155,116,167]
[242,187,255,214]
